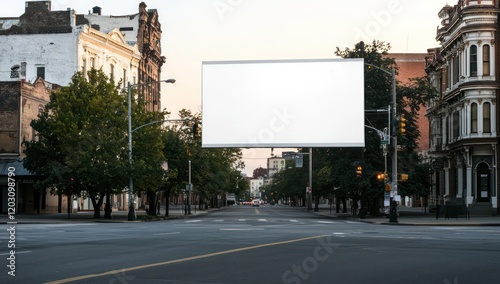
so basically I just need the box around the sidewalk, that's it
[1,205,213,224]
[313,204,500,226]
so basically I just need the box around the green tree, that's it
[161,128,186,217]
[267,41,434,215]
[253,167,267,178]
[24,69,128,218]
[333,40,437,213]
[131,97,168,216]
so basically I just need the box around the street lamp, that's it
[365,63,398,223]
[128,78,176,221]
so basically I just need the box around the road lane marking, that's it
[220,228,265,231]
[318,221,335,224]
[0,250,32,256]
[290,220,298,222]
[153,232,181,236]
[238,219,246,222]
[44,234,329,284]
[184,220,202,223]
[258,219,268,222]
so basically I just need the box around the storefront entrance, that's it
[476,163,490,202]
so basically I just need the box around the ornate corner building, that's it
[425,0,500,215]
[137,2,166,112]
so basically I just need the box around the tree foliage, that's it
[268,41,436,215]
[162,109,247,210]
[24,69,128,218]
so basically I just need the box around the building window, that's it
[37,67,45,80]
[123,69,127,89]
[483,45,490,76]
[483,102,491,133]
[110,64,114,81]
[10,65,20,78]
[453,111,459,140]
[470,45,477,77]
[453,55,459,84]
[82,58,87,77]
[471,103,478,133]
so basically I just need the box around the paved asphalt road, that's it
[1,205,499,284]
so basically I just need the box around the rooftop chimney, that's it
[92,6,102,15]
[25,1,51,14]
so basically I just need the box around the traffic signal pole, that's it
[389,68,398,223]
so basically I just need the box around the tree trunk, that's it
[165,189,170,217]
[342,198,347,213]
[335,196,341,213]
[314,195,319,212]
[104,193,112,218]
[147,191,157,216]
[90,193,105,218]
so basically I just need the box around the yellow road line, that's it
[45,234,328,284]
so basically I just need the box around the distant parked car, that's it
[253,200,260,207]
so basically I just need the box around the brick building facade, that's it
[389,53,429,153]
[0,78,61,214]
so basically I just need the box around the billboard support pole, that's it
[308,147,313,211]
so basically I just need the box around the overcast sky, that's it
[1,0,451,175]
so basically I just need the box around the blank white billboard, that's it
[202,59,364,148]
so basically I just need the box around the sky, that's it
[1,0,451,176]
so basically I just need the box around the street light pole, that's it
[127,79,176,221]
[389,68,398,223]
[127,81,134,221]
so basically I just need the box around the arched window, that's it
[471,103,478,133]
[470,45,478,77]
[483,45,490,76]
[453,111,460,140]
[110,64,115,82]
[82,58,87,77]
[483,102,491,133]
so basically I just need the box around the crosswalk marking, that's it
[179,218,343,224]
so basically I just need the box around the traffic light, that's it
[356,165,362,177]
[400,173,408,181]
[385,183,392,192]
[376,172,384,180]
[399,114,407,135]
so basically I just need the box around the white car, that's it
[252,200,260,207]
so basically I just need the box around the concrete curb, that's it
[312,210,500,226]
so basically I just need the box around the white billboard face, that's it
[202,59,364,148]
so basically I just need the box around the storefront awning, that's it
[0,159,36,177]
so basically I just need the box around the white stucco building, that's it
[0,1,141,89]
[250,177,264,199]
